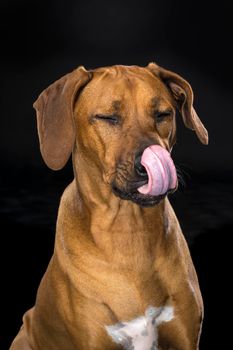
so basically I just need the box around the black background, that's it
[1,1,232,349]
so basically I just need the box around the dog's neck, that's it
[67,153,171,265]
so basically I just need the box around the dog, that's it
[10,62,208,350]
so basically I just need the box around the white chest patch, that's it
[105,305,174,350]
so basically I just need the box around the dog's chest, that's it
[105,306,174,350]
[74,247,175,319]
[95,266,172,321]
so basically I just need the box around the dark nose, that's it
[134,154,148,178]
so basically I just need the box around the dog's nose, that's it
[134,154,148,178]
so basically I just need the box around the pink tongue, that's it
[138,145,177,196]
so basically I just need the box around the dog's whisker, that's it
[175,163,192,179]
[175,163,193,189]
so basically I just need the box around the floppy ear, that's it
[147,62,208,145]
[33,66,92,170]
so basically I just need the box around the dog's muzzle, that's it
[112,145,177,207]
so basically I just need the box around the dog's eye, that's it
[94,114,120,125]
[154,111,172,123]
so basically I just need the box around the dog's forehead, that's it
[77,65,173,112]
[91,65,166,93]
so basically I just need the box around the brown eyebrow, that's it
[150,97,160,108]
[112,100,122,111]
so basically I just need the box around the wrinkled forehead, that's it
[77,66,174,113]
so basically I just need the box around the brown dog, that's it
[10,63,208,350]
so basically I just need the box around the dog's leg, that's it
[9,325,32,350]
[9,308,34,350]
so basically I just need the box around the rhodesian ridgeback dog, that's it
[10,62,208,350]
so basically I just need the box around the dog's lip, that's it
[111,182,174,207]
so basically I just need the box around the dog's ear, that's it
[33,66,92,170]
[147,62,208,145]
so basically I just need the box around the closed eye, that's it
[154,111,172,123]
[94,114,120,125]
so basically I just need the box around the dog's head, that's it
[34,63,208,207]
